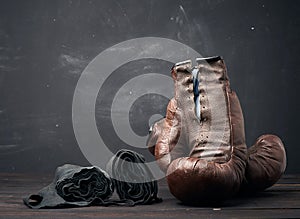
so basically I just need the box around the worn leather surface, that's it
[242,134,287,191]
[147,118,165,156]
[148,56,286,205]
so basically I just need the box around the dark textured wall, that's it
[0,0,299,173]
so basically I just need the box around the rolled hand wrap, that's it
[23,164,114,208]
[107,149,162,205]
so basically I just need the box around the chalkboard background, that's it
[0,0,299,173]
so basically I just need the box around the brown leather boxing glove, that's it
[154,56,248,204]
[147,118,165,156]
[242,134,287,192]
[148,56,287,205]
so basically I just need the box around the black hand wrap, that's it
[24,151,162,208]
[23,164,114,208]
[107,149,162,205]
[55,166,113,204]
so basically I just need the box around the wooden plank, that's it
[0,173,300,218]
[1,209,300,219]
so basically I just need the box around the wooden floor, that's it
[0,173,300,219]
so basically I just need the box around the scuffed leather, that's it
[243,134,287,191]
[148,56,286,205]
[147,118,165,156]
